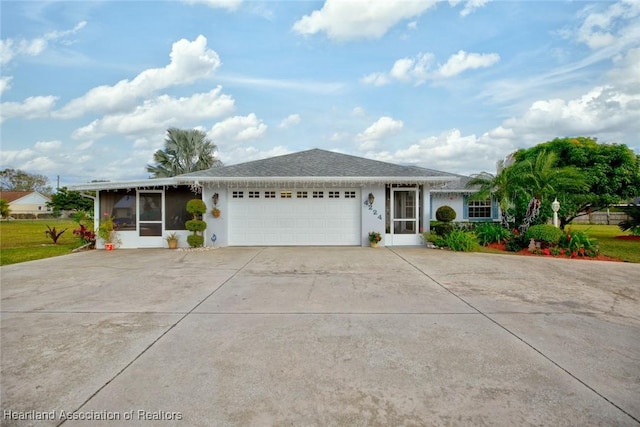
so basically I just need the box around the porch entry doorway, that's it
[138,191,163,247]
[388,186,421,245]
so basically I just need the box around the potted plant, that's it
[211,207,221,218]
[97,213,119,250]
[368,231,382,247]
[165,232,180,249]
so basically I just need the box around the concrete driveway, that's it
[1,247,639,426]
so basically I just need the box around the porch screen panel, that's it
[100,191,136,231]
[139,193,162,236]
[165,187,194,230]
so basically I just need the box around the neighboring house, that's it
[0,191,52,218]
[70,149,497,249]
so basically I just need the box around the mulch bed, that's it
[615,235,640,241]
[485,242,622,262]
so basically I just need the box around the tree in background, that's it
[0,169,52,195]
[146,128,222,178]
[0,199,10,219]
[514,137,640,228]
[47,187,94,217]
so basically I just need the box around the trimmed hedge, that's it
[524,224,563,245]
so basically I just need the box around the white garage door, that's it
[229,189,361,246]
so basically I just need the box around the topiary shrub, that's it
[433,222,453,236]
[185,199,207,247]
[436,205,457,222]
[524,224,563,246]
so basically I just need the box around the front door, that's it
[390,187,420,245]
[138,191,163,247]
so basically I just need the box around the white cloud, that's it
[55,35,221,119]
[209,113,267,143]
[577,0,640,49]
[458,0,490,17]
[0,76,13,95]
[35,140,63,150]
[362,50,497,85]
[72,87,235,140]
[220,145,290,165]
[292,0,438,41]
[0,21,86,66]
[435,50,500,78]
[183,0,242,11]
[355,116,403,150]
[0,95,58,122]
[351,106,365,117]
[279,114,301,129]
[371,128,507,175]
[330,132,349,142]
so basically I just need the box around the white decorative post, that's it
[552,198,560,228]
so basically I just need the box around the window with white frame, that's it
[313,191,324,198]
[468,199,491,218]
[232,191,244,198]
[297,191,308,198]
[280,191,292,199]
[249,191,260,198]
[328,191,340,198]
[265,191,276,198]
[345,191,356,198]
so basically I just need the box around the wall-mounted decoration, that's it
[212,207,221,218]
[364,193,382,220]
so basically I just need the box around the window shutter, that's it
[492,197,499,220]
[462,195,469,220]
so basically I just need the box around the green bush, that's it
[445,230,478,252]
[474,222,511,246]
[435,205,456,222]
[505,234,527,252]
[433,222,453,236]
[185,219,207,232]
[186,199,207,215]
[524,224,563,245]
[187,234,204,247]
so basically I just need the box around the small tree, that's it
[0,199,10,219]
[186,199,207,247]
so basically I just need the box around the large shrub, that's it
[185,199,207,248]
[524,224,563,246]
[436,205,457,222]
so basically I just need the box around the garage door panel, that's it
[229,188,360,246]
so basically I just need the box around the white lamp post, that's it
[552,198,560,228]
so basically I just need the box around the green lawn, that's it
[0,219,82,266]
[568,224,639,263]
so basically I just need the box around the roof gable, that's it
[181,148,458,179]
[0,191,51,203]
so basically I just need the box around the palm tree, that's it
[146,128,222,178]
[466,160,520,228]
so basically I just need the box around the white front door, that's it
[228,189,360,246]
[390,187,421,245]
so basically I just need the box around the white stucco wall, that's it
[361,185,385,247]
[430,193,465,221]
[203,187,228,247]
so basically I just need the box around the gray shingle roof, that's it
[180,148,459,179]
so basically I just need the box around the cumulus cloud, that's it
[55,35,221,119]
[0,95,58,123]
[0,21,86,66]
[455,0,490,17]
[279,114,301,129]
[355,116,403,150]
[362,50,498,86]
[292,0,438,40]
[209,113,267,143]
[183,0,242,10]
[72,87,234,140]
[576,0,640,49]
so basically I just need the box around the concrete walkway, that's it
[1,247,639,426]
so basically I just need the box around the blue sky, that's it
[1,0,639,187]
